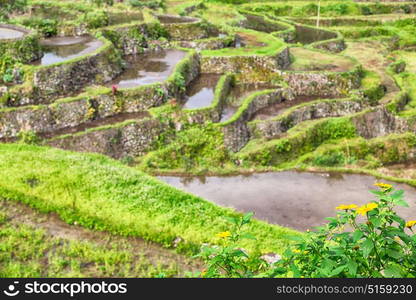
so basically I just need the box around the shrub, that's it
[21,17,58,37]
[274,183,416,277]
[199,184,416,278]
[129,0,165,9]
[17,131,40,145]
[312,152,347,167]
[196,213,260,278]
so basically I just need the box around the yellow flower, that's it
[374,182,393,190]
[336,204,358,210]
[216,231,231,238]
[356,202,378,216]
[293,249,301,254]
[405,220,416,228]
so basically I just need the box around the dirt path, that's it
[0,199,203,276]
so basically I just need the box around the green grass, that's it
[0,209,183,277]
[0,143,299,257]
[202,27,286,57]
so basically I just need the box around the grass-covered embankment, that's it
[0,200,198,277]
[0,143,299,256]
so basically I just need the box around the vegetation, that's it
[0,144,298,256]
[1,0,416,279]
[0,200,197,277]
[199,184,416,278]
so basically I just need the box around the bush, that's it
[80,11,109,29]
[197,213,260,278]
[312,152,347,167]
[21,17,58,37]
[129,0,165,9]
[0,0,27,20]
[199,183,416,278]
[274,183,416,277]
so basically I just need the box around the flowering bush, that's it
[272,183,416,278]
[196,213,263,278]
[199,183,416,278]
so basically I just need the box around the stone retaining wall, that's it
[184,74,233,124]
[161,18,218,41]
[201,47,291,81]
[6,38,124,106]
[251,98,368,139]
[281,67,362,97]
[47,118,167,159]
[221,88,292,151]
[0,24,42,63]
[0,51,200,139]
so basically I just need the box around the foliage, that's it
[0,203,183,277]
[88,0,114,7]
[21,17,58,37]
[142,123,230,172]
[0,0,27,20]
[17,131,40,145]
[273,184,416,278]
[198,184,416,278]
[79,11,109,29]
[196,213,264,278]
[0,144,297,256]
[128,0,165,10]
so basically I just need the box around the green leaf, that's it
[386,249,402,259]
[390,190,404,200]
[369,216,382,228]
[352,230,364,242]
[240,233,256,240]
[290,264,301,277]
[242,212,254,224]
[224,216,238,225]
[370,190,385,197]
[393,198,409,207]
[362,238,374,258]
[384,264,403,278]
[347,260,358,276]
[330,265,346,277]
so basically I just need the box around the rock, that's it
[173,237,183,247]
[260,253,282,266]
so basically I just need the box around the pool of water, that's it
[159,171,416,231]
[294,25,337,45]
[108,49,187,89]
[183,74,221,109]
[0,27,25,39]
[33,36,103,66]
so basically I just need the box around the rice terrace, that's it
[0,0,416,281]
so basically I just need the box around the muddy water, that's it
[108,50,187,89]
[0,27,25,39]
[252,95,339,121]
[220,84,279,122]
[33,36,103,66]
[294,25,337,44]
[183,74,221,109]
[41,112,150,139]
[159,172,416,231]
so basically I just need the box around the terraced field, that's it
[1,0,416,278]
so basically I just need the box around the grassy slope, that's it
[0,143,299,256]
[0,200,199,277]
